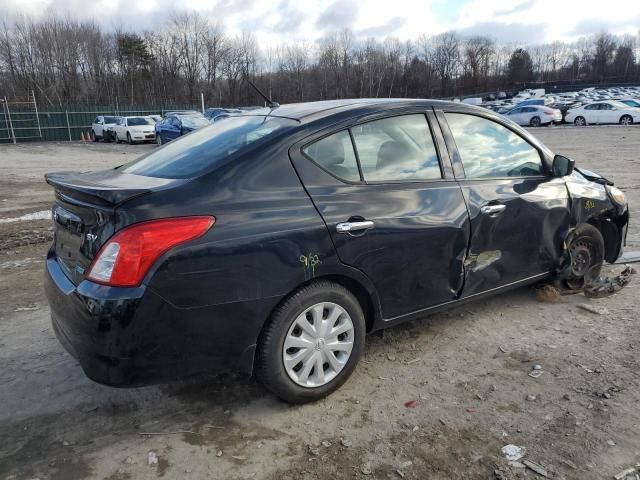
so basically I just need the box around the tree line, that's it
[0,12,638,109]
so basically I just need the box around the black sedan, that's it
[44,99,629,402]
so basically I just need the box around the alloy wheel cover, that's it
[282,302,355,388]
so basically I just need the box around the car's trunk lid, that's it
[45,169,181,285]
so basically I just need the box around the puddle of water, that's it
[0,210,51,223]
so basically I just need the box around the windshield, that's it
[104,116,118,124]
[120,116,297,178]
[180,115,210,129]
[128,117,154,126]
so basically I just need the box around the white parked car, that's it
[565,101,640,126]
[90,115,118,142]
[112,116,157,144]
[462,97,483,105]
[503,105,562,127]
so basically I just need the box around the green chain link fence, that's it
[0,102,199,143]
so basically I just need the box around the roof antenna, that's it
[246,79,279,109]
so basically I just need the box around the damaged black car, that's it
[44,99,629,402]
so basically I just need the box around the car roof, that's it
[240,98,466,124]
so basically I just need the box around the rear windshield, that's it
[180,114,210,128]
[128,117,154,126]
[120,116,297,178]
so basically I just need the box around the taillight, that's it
[543,109,554,115]
[87,216,214,287]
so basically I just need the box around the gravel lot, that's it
[1,127,639,480]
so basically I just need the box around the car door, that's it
[599,103,616,123]
[156,118,166,142]
[93,117,103,136]
[435,109,570,296]
[113,118,123,140]
[524,107,539,124]
[164,117,182,142]
[585,103,601,123]
[506,107,523,125]
[121,118,129,139]
[290,112,470,320]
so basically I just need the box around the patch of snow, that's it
[0,210,51,223]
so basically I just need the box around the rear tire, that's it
[619,115,633,126]
[255,281,366,403]
[574,116,586,126]
[530,116,541,127]
[564,224,604,290]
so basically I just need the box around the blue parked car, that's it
[155,111,210,145]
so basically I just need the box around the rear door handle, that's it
[480,204,506,215]
[336,220,375,234]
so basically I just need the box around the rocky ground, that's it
[1,127,639,480]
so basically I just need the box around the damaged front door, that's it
[437,110,571,296]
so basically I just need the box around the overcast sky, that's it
[4,0,640,46]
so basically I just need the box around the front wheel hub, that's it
[566,239,595,289]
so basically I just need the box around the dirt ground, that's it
[1,127,639,480]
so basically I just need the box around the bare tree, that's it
[431,31,460,96]
[0,13,638,110]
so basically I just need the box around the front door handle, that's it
[480,204,506,215]
[336,220,375,234]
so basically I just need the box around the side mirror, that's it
[552,154,575,177]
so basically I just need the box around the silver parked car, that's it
[503,105,562,127]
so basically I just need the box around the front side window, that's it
[351,114,441,182]
[303,130,360,182]
[445,113,543,178]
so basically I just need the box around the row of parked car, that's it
[90,108,247,145]
[478,86,640,127]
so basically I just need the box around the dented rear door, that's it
[435,109,571,296]
[290,111,470,320]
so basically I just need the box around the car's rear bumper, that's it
[45,253,267,386]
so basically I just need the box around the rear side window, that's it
[445,113,543,178]
[121,116,297,178]
[351,114,441,181]
[303,130,360,182]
